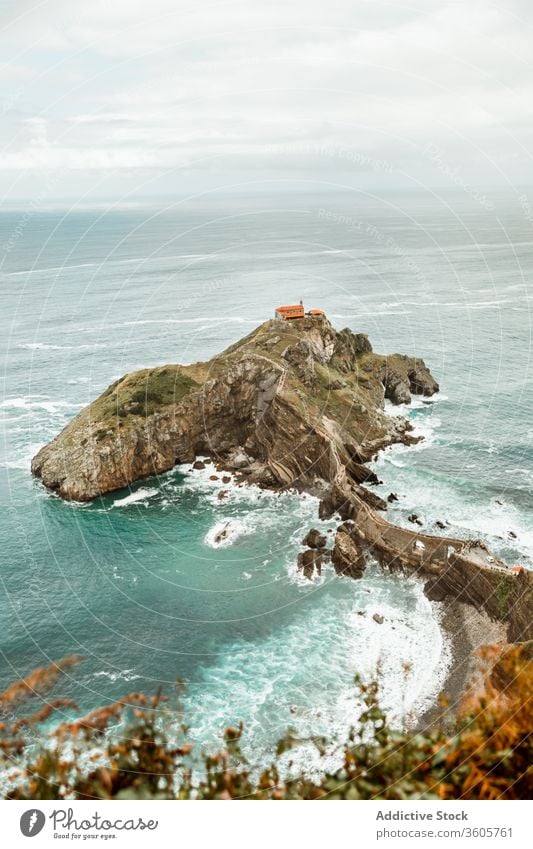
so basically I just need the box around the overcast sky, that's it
[2,0,533,200]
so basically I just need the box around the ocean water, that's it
[1,190,532,772]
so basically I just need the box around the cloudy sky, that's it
[1,0,533,199]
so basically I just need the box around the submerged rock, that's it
[213,523,231,545]
[302,528,327,549]
[297,548,330,580]
[408,513,424,526]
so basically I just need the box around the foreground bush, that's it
[0,643,531,800]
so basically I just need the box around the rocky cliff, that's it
[31,315,438,502]
[425,554,533,643]
[32,314,532,655]
[317,484,533,642]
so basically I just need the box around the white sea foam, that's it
[182,567,452,780]
[1,442,45,470]
[285,554,328,588]
[4,262,98,277]
[0,395,83,422]
[93,669,142,683]
[170,441,452,770]
[1,395,84,469]
[113,488,158,507]
[178,457,285,514]
[450,508,533,561]
[70,317,258,335]
[2,253,211,278]
[118,317,256,327]
[204,518,249,548]
[19,342,109,351]
[0,396,82,414]
[380,393,445,453]
[373,452,533,565]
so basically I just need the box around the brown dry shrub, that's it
[0,644,531,800]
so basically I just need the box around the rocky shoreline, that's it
[418,599,507,730]
[31,315,438,502]
[31,314,532,718]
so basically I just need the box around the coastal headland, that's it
[31,314,532,698]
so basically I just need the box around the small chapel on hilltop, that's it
[274,301,325,320]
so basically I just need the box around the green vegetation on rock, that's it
[496,575,515,619]
[95,366,198,422]
[2,645,531,800]
[31,315,439,501]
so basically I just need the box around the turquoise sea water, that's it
[1,190,532,772]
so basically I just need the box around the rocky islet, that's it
[31,315,532,667]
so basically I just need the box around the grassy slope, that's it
[60,319,405,450]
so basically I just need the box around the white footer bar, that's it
[2,799,528,848]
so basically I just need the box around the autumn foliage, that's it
[0,643,531,800]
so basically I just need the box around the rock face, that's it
[425,554,533,643]
[31,315,439,502]
[382,356,439,405]
[302,528,327,549]
[30,312,531,648]
[297,548,330,579]
[331,522,366,579]
[327,483,533,642]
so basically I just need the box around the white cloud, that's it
[1,0,533,196]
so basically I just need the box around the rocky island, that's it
[32,314,532,656]
[32,315,438,500]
